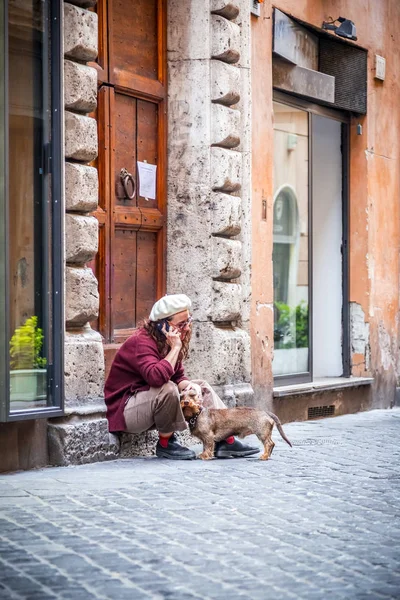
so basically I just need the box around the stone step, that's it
[48,383,254,466]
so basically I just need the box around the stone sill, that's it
[273,377,374,398]
[63,401,106,417]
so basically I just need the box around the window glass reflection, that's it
[273,102,309,376]
[8,0,50,410]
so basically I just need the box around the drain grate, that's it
[308,405,335,419]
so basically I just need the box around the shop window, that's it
[273,99,349,384]
[0,1,63,421]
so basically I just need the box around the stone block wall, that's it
[48,1,118,465]
[168,0,253,406]
[62,2,104,402]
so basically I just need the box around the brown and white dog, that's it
[180,389,292,460]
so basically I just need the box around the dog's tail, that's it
[268,412,292,447]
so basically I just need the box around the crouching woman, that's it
[104,294,258,460]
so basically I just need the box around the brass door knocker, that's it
[119,168,136,200]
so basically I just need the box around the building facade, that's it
[1,0,399,471]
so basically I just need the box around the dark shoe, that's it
[215,438,260,459]
[156,433,196,460]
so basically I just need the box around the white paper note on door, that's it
[137,161,157,200]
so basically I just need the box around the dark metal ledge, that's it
[273,377,374,398]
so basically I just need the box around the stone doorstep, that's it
[273,376,374,398]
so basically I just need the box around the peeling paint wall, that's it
[350,302,370,375]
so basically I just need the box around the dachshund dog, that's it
[180,389,292,460]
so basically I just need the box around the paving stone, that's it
[59,590,97,600]
[0,409,400,599]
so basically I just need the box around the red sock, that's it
[225,436,235,445]
[159,434,171,448]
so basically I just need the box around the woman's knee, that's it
[157,381,180,404]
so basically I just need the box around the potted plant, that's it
[9,316,47,403]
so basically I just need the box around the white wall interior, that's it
[312,114,343,377]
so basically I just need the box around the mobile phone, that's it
[156,319,170,334]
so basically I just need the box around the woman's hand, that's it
[162,324,182,350]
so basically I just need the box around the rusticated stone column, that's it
[48,1,118,466]
[62,2,104,404]
[168,0,253,406]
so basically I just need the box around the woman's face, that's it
[168,310,192,339]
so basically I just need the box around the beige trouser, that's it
[123,379,226,435]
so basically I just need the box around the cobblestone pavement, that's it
[1,408,400,600]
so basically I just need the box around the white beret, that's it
[149,294,192,322]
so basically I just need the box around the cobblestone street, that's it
[1,408,400,600]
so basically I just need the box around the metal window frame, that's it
[0,0,7,421]
[341,122,351,376]
[272,91,350,386]
[0,0,64,422]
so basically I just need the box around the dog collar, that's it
[188,406,203,429]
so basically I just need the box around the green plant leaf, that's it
[274,300,309,349]
[9,316,47,370]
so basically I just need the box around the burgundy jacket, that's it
[104,328,188,433]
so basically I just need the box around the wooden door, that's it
[90,0,167,375]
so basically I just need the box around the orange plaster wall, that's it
[250,4,274,405]
[251,0,400,405]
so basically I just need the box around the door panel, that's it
[110,0,159,81]
[114,92,137,207]
[137,100,158,208]
[136,231,158,323]
[112,229,137,331]
[108,0,165,96]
